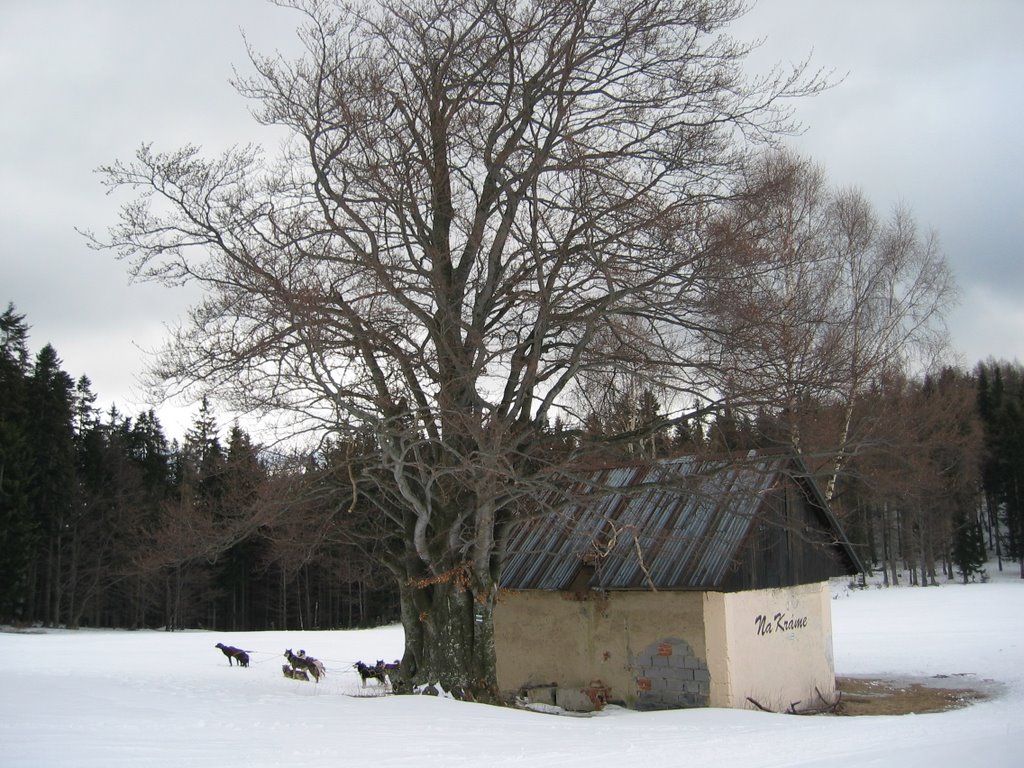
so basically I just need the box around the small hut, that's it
[494,454,865,712]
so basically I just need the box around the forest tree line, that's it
[0,304,396,630]
[2,299,1020,630]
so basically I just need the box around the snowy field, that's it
[2,569,1022,767]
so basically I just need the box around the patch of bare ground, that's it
[835,675,991,716]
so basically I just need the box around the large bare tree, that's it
[91,0,822,698]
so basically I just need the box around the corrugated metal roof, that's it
[500,454,795,590]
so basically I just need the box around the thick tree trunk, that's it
[395,574,498,702]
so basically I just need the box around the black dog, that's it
[215,643,250,668]
[284,649,325,683]
[354,660,388,686]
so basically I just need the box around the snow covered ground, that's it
[2,568,1022,767]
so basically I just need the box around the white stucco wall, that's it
[703,582,836,711]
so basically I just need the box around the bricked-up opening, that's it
[632,638,709,709]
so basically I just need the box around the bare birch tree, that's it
[824,195,957,498]
[90,0,823,698]
[707,150,957,500]
[703,151,844,452]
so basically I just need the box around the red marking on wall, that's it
[657,643,674,657]
[637,677,652,691]
[585,680,610,711]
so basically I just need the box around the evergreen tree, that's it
[216,424,269,630]
[951,508,987,583]
[66,376,105,628]
[183,396,225,503]
[129,410,172,497]
[25,344,77,625]
[0,305,33,619]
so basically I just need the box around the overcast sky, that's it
[2,0,1022,439]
